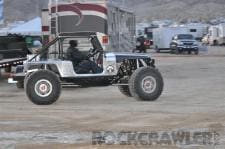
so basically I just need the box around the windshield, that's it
[177,34,194,40]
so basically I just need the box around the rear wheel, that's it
[129,67,164,101]
[118,85,132,97]
[25,70,61,105]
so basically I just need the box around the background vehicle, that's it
[153,27,188,53]
[0,35,42,73]
[12,34,164,105]
[208,24,225,46]
[43,0,136,52]
[0,35,29,72]
[182,23,209,41]
[133,36,147,53]
[202,34,210,45]
[0,35,28,59]
[170,34,199,54]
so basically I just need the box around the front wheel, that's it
[129,67,164,101]
[194,49,199,55]
[25,70,61,105]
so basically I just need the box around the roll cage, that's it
[29,33,104,62]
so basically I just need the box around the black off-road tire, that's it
[118,85,132,97]
[129,67,164,101]
[25,70,61,105]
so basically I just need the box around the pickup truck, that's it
[170,34,199,55]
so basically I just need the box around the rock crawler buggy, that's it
[13,33,164,105]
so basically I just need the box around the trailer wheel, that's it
[118,85,132,97]
[129,67,164,101]
[25,70,61,105]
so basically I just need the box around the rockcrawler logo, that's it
[92,131,220,147]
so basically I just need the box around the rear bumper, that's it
[8,72,25,84]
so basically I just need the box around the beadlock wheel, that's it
[141,76,157,94]
[34,79,53,98]
[25,70,61,105]
[129,67,164,101]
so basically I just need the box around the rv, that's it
[153,27,188,52]
[42,0,136,52]
[208,24,225,45]
[183,23,208,41]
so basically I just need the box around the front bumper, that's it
[177,46,198,51]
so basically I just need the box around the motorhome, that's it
[42,0,136,52]
[183,23,208,41]
[208,24,225,45]
[153,27,188,52]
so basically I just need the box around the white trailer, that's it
[184,23,208,41]
[42,0,136,52]
[153,27,188,51]
[208,24,225,45]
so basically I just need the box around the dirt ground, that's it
[0,46,225,149]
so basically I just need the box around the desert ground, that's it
[0,46,225,149]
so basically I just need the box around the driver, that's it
[66,40,102,74]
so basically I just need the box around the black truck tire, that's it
[118,85,132,97]
[129,67,164,101]
[195,49,199,55]
[25,70,61,105]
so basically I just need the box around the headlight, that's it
[177,41,183,46]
